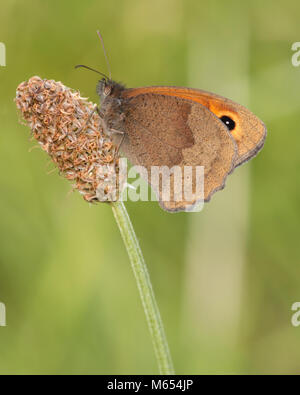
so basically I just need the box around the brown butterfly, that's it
[76,39,266,212]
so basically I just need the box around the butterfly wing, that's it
[120,91,237,212]
[123,86,266,167]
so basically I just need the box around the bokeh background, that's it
[0,0,300,374]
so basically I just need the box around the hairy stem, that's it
[111,200,174,375]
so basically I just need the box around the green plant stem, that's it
[111,200,175,375]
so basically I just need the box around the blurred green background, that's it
[0,0,300,374]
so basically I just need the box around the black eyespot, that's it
[220,115,236,131]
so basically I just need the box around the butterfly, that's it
[76,35,266,212]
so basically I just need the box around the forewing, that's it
[124,86,266,168]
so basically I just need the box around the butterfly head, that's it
[96,77,125,106]
[75,64,123,103]
[96,78,113,103]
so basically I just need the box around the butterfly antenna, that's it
[96,30,112,80]
[75,64,109,80]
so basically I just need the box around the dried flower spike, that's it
[15,76,121,202]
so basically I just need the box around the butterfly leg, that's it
[95,108,126,156]
[113,131,126,156]
[76,105,98,134]
[104,127,126,157]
